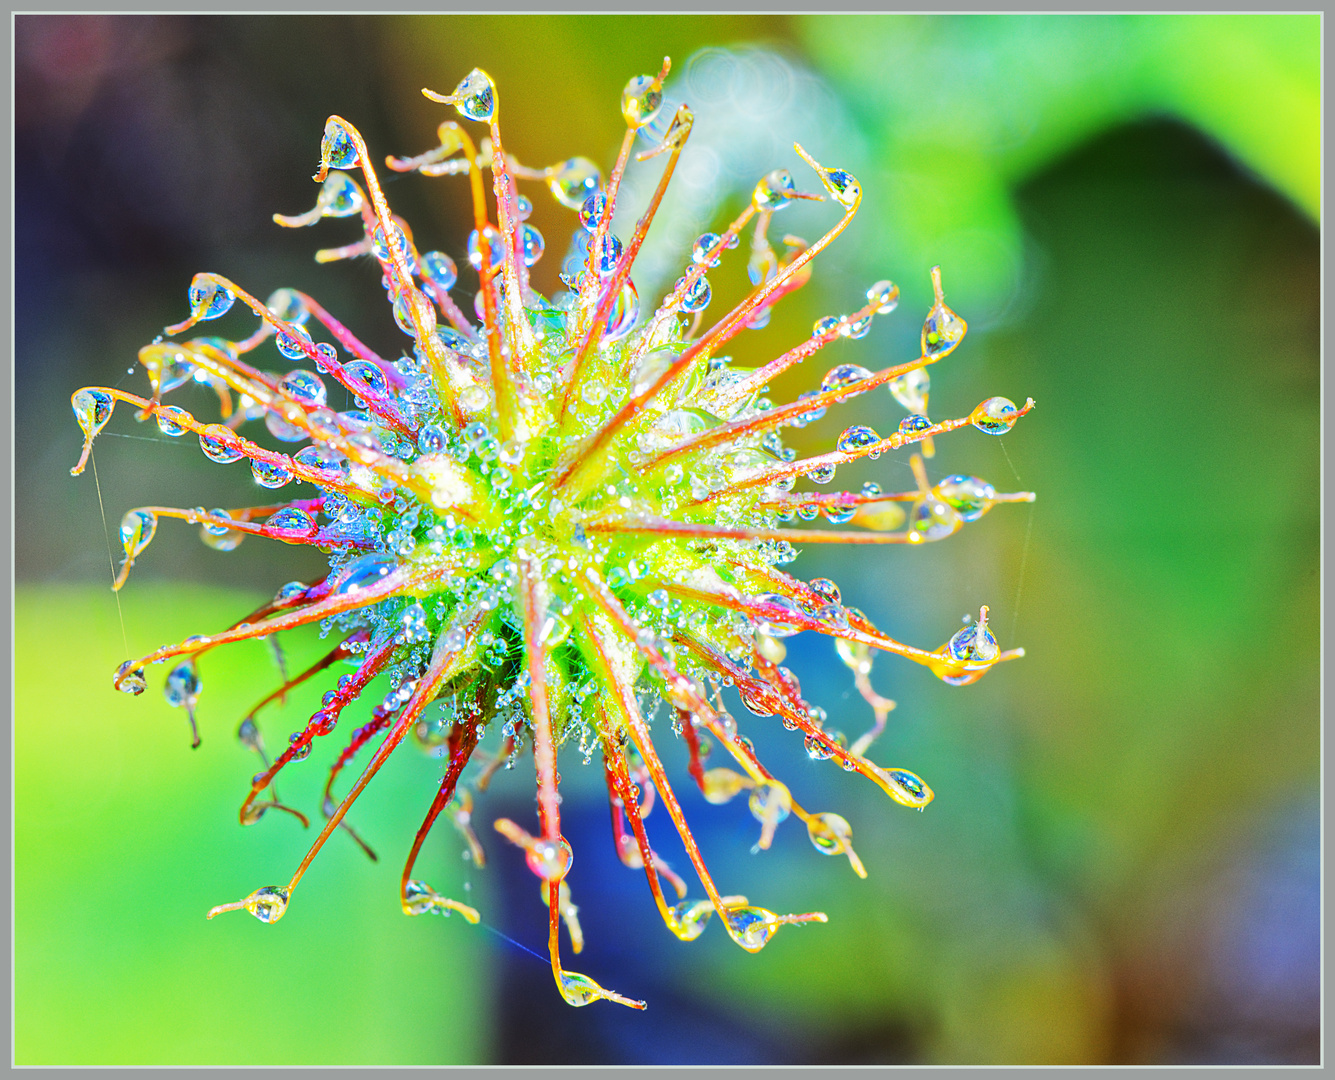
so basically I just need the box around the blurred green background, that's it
[14,14,1319,1065]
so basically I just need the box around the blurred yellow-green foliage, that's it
[15,13,1319,1065]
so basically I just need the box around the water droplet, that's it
[321,119,358,169]
[934,475,995,522]
[752,168,798,211]
[343,359,388,398]
[844,313,873,340]
[200,508,244,551]
[603,280,639,342]
[419,250,458,292]
[971,396,1019,435]
[753,592,804,637]
[908,498,961,543]
[807,462,837,485]
[521,224,545,267]
[738,678,783,717]
[948,617,1000,663]
[805,733,835,761]
[198,425,242,464]
[680,273,710,312]
[692,233,723,267]
[899,414,932,436]
[116,660,146,695]
[812,315,841,338]
[294,444,346,474]
[748,781,792,828]
[451,68,495,122]
[265,507,316,536]
[266,288,308,325]
[318,171,363,217]
[820,363,871,395]
[467,225,504,272]
[417,422,449,454]
[578,192,608,233]
[526,837,573,882]
[922,266,966,358]
[888,368,929,414]
[334,552,397,594]
[722,904,780,951]
[666,899,716,942]
[886,769,931,806]
[808,578,841,604]
[836,425,880,454]
[164,659,201,708]
[593,234,623,277]
[621,73,664,129]
[281,370,327,408]
[119,509,157,558]
[866,280,899,314]
[251,459,294,489]
[808,812,853,854]
[154,406,190,437]
[548,158,601,209]
[188,275,235,320]
[275,322,313,361]
[72,388,114,438]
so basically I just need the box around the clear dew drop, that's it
[908,498,962,543]
[264,507,316,536]
[753,592,804,637]
[812,314,841,338]
[119,509,157,557]
[820,363,871,395]
[72,388,113,437]
[836,425,880,454]
[419,250,458,292]
[680,273,711,312]
[866,279,899,314]
[934,475,996,521]
[971,396,1019,435]
[164,659,201,708]
[275,322,313,361]
[318,171,363,217]
[281,370,327,408]
[521,224,545,267]
[752,168,798,211]
[467,226,504,272]
[251,459,294,489]
[549,158,602,209]
[321,119,358,169]
[899,414,932,436]
[451,68,496,122]
[155,406,190,437]
[808,578,841,604]
[198,425,243,464]
[115,660,146,695]
[620,73,664,129]
[187,274,235,320]
[691,233,723,267]
[948,618,1000,664]
[342,359,388,398]
[603,280,639,342]
[808,811,853,852]
[807,462,837,485]
[578,192,608,233]
[889,368,929,414]
[593,234,623,277]
[267,288,308,325]
[334,552,397,595]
